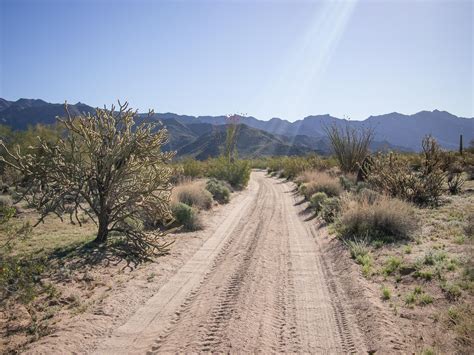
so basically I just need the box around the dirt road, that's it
[95,171,368,353]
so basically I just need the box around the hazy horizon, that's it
[1,0,472,121]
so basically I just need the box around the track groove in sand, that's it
[95,172,367,354]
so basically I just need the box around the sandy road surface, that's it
[94,171,367,353]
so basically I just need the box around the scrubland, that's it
[0,109,473,353]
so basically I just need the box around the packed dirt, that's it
[24,171,407,353]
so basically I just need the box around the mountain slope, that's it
[177,124,314,160]
[0,98,95,129]
[1,97,472,152]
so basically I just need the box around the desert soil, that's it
[25,171,405,354]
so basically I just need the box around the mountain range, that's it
[1,98,473,159]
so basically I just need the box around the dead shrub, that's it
[336,193,418,242]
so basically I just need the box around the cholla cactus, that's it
[0,101,175,255]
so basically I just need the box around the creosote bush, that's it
[171,202,202,231]
[206,178,231,204]
[336,193,418,242]
[207,157,250,189]
[0,101,174,256]
[180,158,205,179]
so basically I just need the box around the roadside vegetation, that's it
[0,105,249,351]
[266,126,474,353]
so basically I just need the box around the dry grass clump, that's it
[299,171,342,199]
[337,193,418,242]
[172,180,213,210]
[295,170,323,185]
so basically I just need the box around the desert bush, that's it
[325,124,374,173]
[339,174,356,191]
[309,192,328,213]
[181,158,204,179]
[173,181,213,210]
[207,157,250,188]
[336,193,418,242]
[363,136,446,206]
[300,172,342,199]
[171,202,202,231]
[206,178,231,204]
[320,197,341,223]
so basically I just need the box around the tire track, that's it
[95,172,369,354]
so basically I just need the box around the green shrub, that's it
[381,285,391,300]
[345,238,369,260]
[415,269,433,281]
[181,158,204,178]
[171,203,202,231]
[383,256,402,276]
[419,293,434,305]
[442,282,462,301]
[336,194,418,242]
[206,178,231,204]
[309,192,328,213]
[339,175,355,191]
[320,197,341,223]
[207,157,250,188]
[405,291,416,305]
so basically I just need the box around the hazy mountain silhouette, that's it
[1,98,472,155]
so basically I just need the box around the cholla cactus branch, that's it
[0,102,175,255]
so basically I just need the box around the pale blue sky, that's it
[1,0,472,120]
